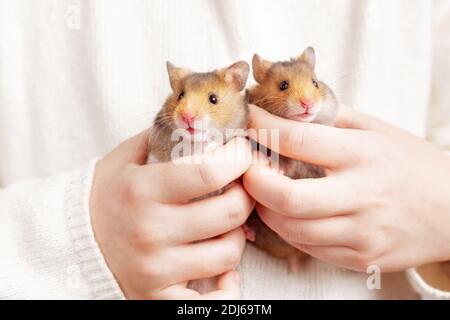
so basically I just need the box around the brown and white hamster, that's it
[147,61,250,164]
[246,47,339,263]
[146,61,249,293]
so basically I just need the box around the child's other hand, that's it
[91,133,254,299]
[244,104,450,272]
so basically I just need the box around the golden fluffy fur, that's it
[148,61,249,162]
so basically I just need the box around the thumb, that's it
[335,104,395,133]
[109,130,150,166]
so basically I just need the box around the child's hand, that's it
[244,104,450,272]
[90,133,254,299]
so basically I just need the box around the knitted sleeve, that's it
[408,0,450,300]
[0,159,124,299]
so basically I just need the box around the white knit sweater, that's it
[1,0,450,299]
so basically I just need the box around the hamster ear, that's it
[252,54,272,83]
[223,61,250,91]
[166,61,191,90]
[298,47,316,69]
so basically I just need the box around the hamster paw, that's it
[242,224,256,242]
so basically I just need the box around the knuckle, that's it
[127,224,163,248]
[122,171,145,203]
[126,227,149,247]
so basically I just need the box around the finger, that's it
[155,284,201,299]
[168,182,255,243]
[247,104,364,168]
[165,228,246,285]
[335,104,396,133]
[243,164,357,218]
[291,244,363,272]
[135,137,252,203]
[200,270,240,300]
[256,204,354,246]
[108,130,150,165]
[156,270,240,300]
[252,149,271,168]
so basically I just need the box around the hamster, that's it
[147,60,250,164]
[246,47,339,264]
[146,61,250,294]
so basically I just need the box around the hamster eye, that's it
[279,81,289,91]
[312,79,319,89]
[209,93,218,105]
[178,91,184,100]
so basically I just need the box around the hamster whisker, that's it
[259,100,287,108]
[259,103,291,117]
[321,71,359,84]
[253,100,288,111]
[251,96,287,106]
[251,95,287,103]
[154,114,176,125]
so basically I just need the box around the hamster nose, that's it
[300,99,311,109]
[181,112,195,126]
